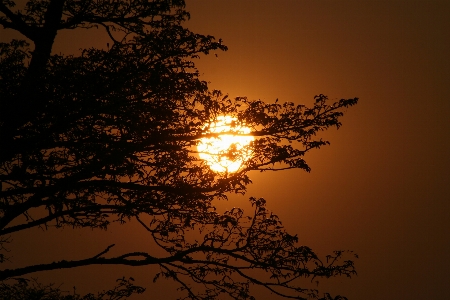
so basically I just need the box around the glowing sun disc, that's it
[197,116,254,173]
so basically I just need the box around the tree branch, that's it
[0,3,37,40]
[0,245,188,281]
[0,204,121,236]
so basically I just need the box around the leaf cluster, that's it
[148,197,357,300]
[0,277,145,300]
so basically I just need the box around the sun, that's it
[197,116,254,173]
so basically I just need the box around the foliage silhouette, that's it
[0,277,145,300]
[0,1,359,299]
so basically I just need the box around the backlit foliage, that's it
[0,1,358,299]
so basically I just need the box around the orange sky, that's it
[2,1,450,299]
[185,2,450,299]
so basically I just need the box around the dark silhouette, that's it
[0,1,358,299]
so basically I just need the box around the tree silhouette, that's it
[0,1,359,299]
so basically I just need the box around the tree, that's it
[0,1,359,299]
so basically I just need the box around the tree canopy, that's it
[0,1,359,299]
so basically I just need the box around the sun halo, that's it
[197,116,254,173]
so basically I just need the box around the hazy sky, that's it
[183,1,450,299]
[2,1,450,299]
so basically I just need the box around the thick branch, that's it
[0,3,37,39]
[0,244,188,280]
[0,204,121,236]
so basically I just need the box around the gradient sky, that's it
[2,1,450,299]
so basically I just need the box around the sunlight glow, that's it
[197,116,254,173]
